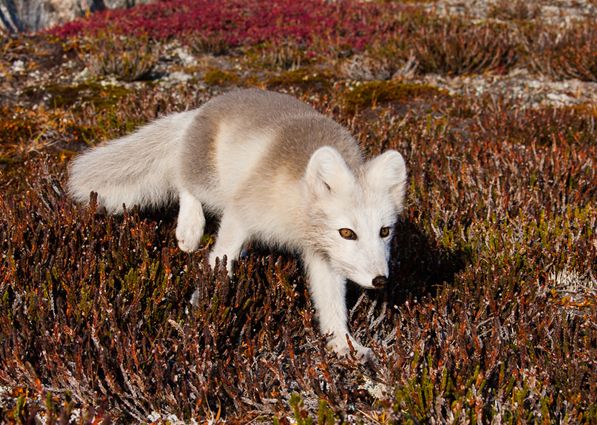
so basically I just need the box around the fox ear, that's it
[305,146,355,196]
[366,150,408,210]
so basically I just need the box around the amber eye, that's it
[339,228,357,240]
[380,227,391,238]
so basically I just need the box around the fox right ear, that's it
[365,150,408,211]
[305,146,355,196]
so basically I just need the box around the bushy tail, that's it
[68,110,196,213]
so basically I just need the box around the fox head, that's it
[303,146,407,289]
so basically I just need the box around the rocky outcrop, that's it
[0,0,153,33]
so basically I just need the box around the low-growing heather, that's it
[1,0,595,422]
[49,0,404,52]
[45,0,596,84]
[365,17,520,77]
[487,0,541,21]
[524,19,597,82]
[1,90,594,422]
[78,33,159,82]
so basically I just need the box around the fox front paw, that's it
[327,335,373,362]
[176,221,203,253]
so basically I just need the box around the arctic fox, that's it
[68,89,407,359]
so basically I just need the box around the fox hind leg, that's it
[209,210,247,274]
[176,190,206,253]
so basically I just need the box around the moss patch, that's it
[203,68,240,86]
[341,80,448,111]
[25,82,131,110]
[266,68,333,90]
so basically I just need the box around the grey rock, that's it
[0,0,153,33]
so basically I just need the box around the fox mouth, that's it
[347,276,387,289]
[327,256,388,288]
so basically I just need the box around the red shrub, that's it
[50,0,403,52]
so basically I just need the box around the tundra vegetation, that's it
[0,0,595,423]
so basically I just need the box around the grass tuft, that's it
[524,20,597,82]
[78,32,159,82]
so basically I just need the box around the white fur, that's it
[176,190,205,252]
[214,122,274,203]
[68,89,408,361]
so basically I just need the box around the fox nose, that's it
[372,275,387,288]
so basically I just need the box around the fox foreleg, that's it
[303,251,372,361]
[208,210,248,275]
[176,190,206,253]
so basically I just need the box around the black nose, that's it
[372,275,387,288]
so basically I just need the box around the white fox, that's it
[68,89,407,360]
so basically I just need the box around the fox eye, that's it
[339,228,357,240]
[380,227,391,238]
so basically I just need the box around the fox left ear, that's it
[305,146,355,197]
[366,150,408,211]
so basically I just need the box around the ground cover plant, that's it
[0,0,595,423]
